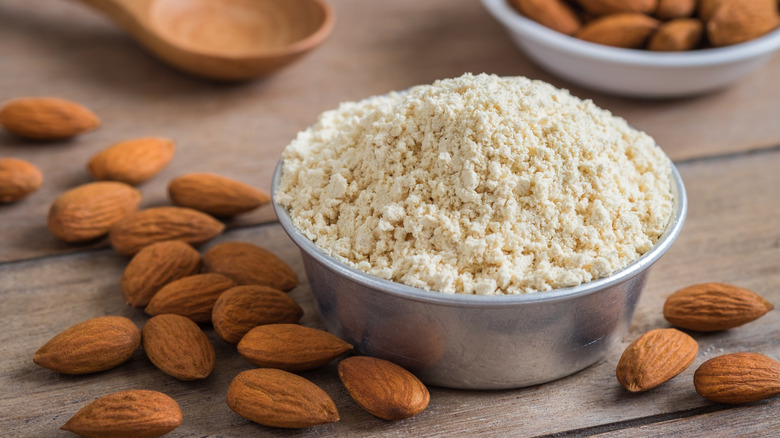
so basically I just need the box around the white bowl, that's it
[481,0,780,98]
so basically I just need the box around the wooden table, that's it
[2,1,779,436]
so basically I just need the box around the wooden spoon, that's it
[73,0,335,81]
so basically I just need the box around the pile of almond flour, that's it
[275,74,673,295]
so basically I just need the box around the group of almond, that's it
[617,282,779,404]
[509,0,780,51]
[0,97,429,437]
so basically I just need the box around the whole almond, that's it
[509,0,582,35]
[663,282,774,331]
[574,0,658,15]
[88,137,175,185]
[338,356,430,420]
[0,97,99,140]
[121,240,202,308]
[0,157,43,203]
[616,328,698,392]
[694,353,780,404]
[227,368,339,428]
[142,314,215,380]
[707,0,780,46]
[48,181,141,243]
[168,172,270,216]
[576,13,660,48]
[203,241,298,291]
[655,0,697,20]
[109,206,224,256]
[212,285,304,344]
[145,273,236,323]
[237,324,353,372]
[648,18,705,51]
[61,389,182,438]
[34,316,140,374]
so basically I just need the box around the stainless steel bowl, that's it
[272,160,687,389]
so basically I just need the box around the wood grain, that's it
[2,149,779,437]
[1,0,780,262]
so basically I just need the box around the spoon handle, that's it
[70,0,155,31]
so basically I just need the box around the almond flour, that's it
[276,74,673,295]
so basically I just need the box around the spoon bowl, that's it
[76,0,334,81]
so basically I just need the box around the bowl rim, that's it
[481,0,780,67]
[272,157,687,309]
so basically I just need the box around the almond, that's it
[0,157,43,203]
[694,353,780,404]
[616,328,698,392]
[121,240,202,308]
[237,324,353,372]
[33,316,140,374]
[88,137,175,186]
[48,181,141,243]
[142,314,215,380]
[61,389,182,438]
[698,0,727,22]
[574,0,658,15]
[648,18,704,51]
[576,13,660,48]
[145,273,236,323]
[655,0,697,20]
[508,0,582,35]
[0,97,99,140]
[212,285,304,344]
[338,356,430,420]
[227,368,339,428]
[707,0,780,46]
[663,282,774,331]
[203,241,298,291]
[109,206,224,256]
[168,172,270,216]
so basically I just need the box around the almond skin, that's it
[576,13,660,48]
[694,353,780,404]
[48,181,141,243]
[655,0,697,20]
[203,241,298,291]
[212,285,304,344]
[61,389,182,438]
[168,172,270,217]
[121,240,202,308]
[663,282,774,331]
[508,0,582,35]
[648,18,705,51]
[707,0,780,46]
[145,273,237,323]
[698,0,727,22]
[574,0,658,15]
[142,314,215,380]
[0,97,99,140]
[227,368,339,428]
[109,206,224,256]
[338,356,430,420]
[237,324,353,372]
[88,137,175,185]
[616,328,698,392]
[0,157,43,203]
[33,316,140,374]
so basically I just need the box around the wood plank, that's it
[1,0,780,263]
[2,149,779,436]
[591,403,780,437]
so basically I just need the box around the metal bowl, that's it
[272,160,687,389]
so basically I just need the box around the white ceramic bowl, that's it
[481,0,780,98]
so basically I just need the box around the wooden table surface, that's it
[2,1,779,436]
